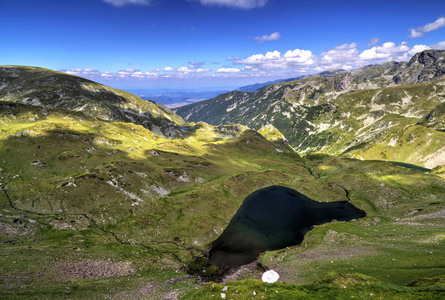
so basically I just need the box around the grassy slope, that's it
[0,66,185,137]
[1,102,444,299]
[175,76,445,169]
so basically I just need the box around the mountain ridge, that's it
[0,65,185,137]
[175,50,445,168]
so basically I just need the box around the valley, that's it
[1,58,445,299]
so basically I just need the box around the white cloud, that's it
[130,71,158,78]
[216,68,241,73]
[60,39,441,84]
[236,49,315,70]
[101,72,114,79]
[359,42,410,61]
[254,32,281,44]
[196,68,211,73]
[161,66,211,76]
[117,70,131,77]
[317,41,433,71]
[131,71,144,78]
[197,0,267,9]
[409,29,423,39]
[234,40,440,76]
[408,44,430,56]
[367,37,380,47]
[431,41,445,49]
[102,0,151,7]
[64,68,102,78]
[409,17,445,38]
[188,61,206,68]
[62,68,162,81]
[283,49,314,64]
[178,67,193,73]
[123,68,140,72]
[321,42,405,69]
[320,43,360,66]
[242,66,258,71]
[422,17,445,32]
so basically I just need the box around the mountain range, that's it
[1,55,445,299]
[175,50,445,169]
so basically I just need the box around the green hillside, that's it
[0,66,185,137]
[1,67,444,299]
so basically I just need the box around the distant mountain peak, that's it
[409,49,445,66]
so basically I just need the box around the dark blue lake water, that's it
[389,161,431,172]
[209,186,366,267]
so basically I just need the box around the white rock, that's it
[220,293,226,299]
[262,270,279,283]
[222,286,228,292]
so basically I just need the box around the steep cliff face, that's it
[175,50,445,168]
[0,66,185,137]
[405,50,445,83]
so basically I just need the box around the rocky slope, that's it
[175,50,445,168]
[0,66,185,137]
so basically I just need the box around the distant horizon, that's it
[2,0,445,89]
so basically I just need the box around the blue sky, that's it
[1,0,445,89]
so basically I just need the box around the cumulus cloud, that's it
[321,43,359,65]
[101,71,113,79]
[102,0,151,7]
[408,44,431,56]
[314,42,414,71]
[216,68,241,73]
[409,17,445,38]
[196,0,267,9]
[232,40,441,76]
[236,49,315,70]
[163,66,176,72]
[316,41,436,72]
[253,32,281,44]
[359,42,410,61]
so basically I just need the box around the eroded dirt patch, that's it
[52,259,135,280]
